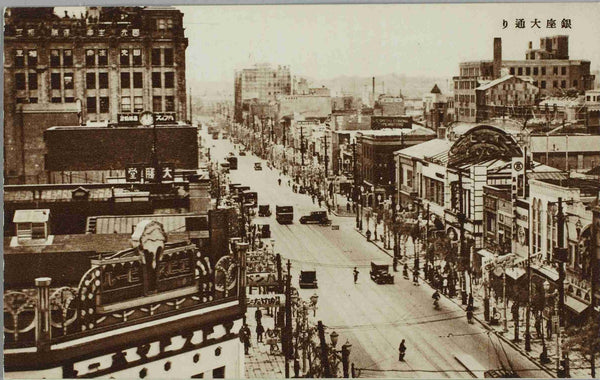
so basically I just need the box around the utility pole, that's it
[323,134,329,178]
[300,124,305,166]
[458,170,468,305]
[425,203,430,280]
[555,197,567,377]
[317,321,332,378]
[285,260,292,378]
[591,195,599,378]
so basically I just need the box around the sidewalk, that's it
[245,310,286,379]
[357,226,592,378]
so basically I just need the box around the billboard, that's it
[371,116,412,130]
[247,294,284,308]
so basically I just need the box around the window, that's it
[15,73,26,90]
[64,73,74,89]
[152,49,161,65]
[31,223,45,239]
[87,96,97,113]
[553,67,558,75]
[164,49,173,66]
[553,80,558,88]
[152,72,162,88]
[157,18,166,30]
[121,97,131,112]
[29,97,38,103]
[133,49,142,66]
[51,97,62,103]
[51,73,61,89]
[167,19,174,30]
[517,67,523,75]
[49,49,59,67]
[153,96,162,112]
[99,72,109,89]
[164,72,174,88]
[28,73,38,90]
[16,97,26,104]
[86,49,96,66]
[165,96,174,112]
[526,67,531,75]
[121,72,131,88]
[65,97,75,103]
[86,73,96,89]
[134,96,144,112]
[573,80,578,87]
[133,72,143,88]
[15,49,25,67]
[99,97,109,113]
[561,80,566,88]
[541,80,546,89]
[63,50,73,66]
[120,49,130,66]
[533,67,539,75]
[509,67,515,75]
[98,49,108,66]
[28,50,38,66]
[561,66,566,75]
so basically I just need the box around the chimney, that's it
[493,37,502,79]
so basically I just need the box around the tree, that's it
[563,315,600,374]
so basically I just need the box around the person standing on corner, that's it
[353,267,359,284]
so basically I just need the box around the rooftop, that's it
[395,138,453,161]
[537,178,600,197]
[13,209,50,223]
[476,75,534,91]
[358,126,436,138]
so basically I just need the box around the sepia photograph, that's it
[2,2,600,379]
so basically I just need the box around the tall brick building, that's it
[453,36,595,122]
[3,7,188,184]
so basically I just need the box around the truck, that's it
[226,156,238,170]
[275,205,294,224]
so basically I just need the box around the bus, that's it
[275,205,294,224]
[242,190,258,207]
[227,156,238,170]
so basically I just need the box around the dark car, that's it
[299,270,318,289]
[299,211,331,225]
[254,162,262,171]
[258,204,271,217]
[239,150,246,156]
[370,262,394,284]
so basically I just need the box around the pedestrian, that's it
[278,178,282,186]
[466,305,474,324]
[534,316,542,339]
[318,197,322,208]
[255,308,262,324]
[412,269,419,285]
[393,256,398,272]
[312,194,316,204]
[256,323,265,343]
[346,202,351,213]
[442,277,448,295]
[353,267,359,284]
[398,339,406,361]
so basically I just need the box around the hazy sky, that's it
[179,3,600,83]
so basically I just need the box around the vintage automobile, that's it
[370,261,394,284]
[254,223,271,239]
[258,204,272,217]
[299,270,318,289]
[299,211,331,225]
[254,162,262,171]
[239,150,247,156]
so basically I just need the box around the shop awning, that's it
[505,266,526,280]
[565,295,589,315]
[532,264,560,282]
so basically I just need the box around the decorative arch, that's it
[447,125,523,168]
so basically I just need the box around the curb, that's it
[352,226,556,378]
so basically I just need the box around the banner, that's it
[247,294,284,308]
[247,272,279,287]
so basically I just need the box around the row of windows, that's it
[16,72,175,91]
[455,94,476,103]
[85,95,176,113]
[509,66,569,77]
[15,48,174,67]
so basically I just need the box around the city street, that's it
[206,130,552,378]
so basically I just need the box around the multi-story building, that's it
[234,63,292,122]
[373,94,404,116]
[423,84,454,134]
[4,6,189,184]
[475,75,540,121]
[356,125,436,204]
[453,36,595,122]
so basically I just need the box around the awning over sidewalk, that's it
[504,266,526,280]
[532,264,560,282]
[565,295,589,315]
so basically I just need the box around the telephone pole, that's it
[323,134,329,178]
[300,124,305,166]
[317,321,332,378]
[285,260,292,378]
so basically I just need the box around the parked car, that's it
[299,270,318,289]
[254,162,262,170]
[299,211,331,225]
[258,204,272,217]
[370,262,394,284]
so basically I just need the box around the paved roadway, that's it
[203,129,551,378]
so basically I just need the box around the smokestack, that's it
[493,37,502,79]
[372,77,375,98]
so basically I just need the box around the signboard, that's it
[160,163,175,182]
[247,294,284,308]
[126,163,175,183]
[154,112,176,124]
[126,165,143,182]
[247,272,279,287]
[118,113,140,125]
[98,258,144,304]
[371,116,412,130]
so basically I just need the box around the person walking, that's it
[255,308,262,325]
[398,339,407,361]
[256,323,265,343]
[353,267,359,284]
[278,178,282,186]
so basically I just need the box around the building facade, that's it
[475,75,540,121]
[4,6,189,184]
[453,36,595,122]
[234,63,292,122]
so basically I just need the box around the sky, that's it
[178,3,600,83]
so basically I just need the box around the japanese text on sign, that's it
[503,18,572,29]
[247,294,284,308]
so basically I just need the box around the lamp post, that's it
[329,332,352,378]
[309,293,319,317]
